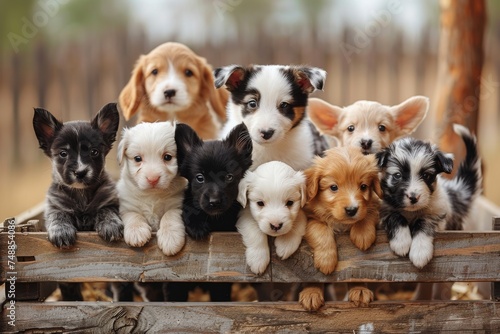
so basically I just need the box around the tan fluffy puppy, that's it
[299,147,382,311]
[119,42,228,139]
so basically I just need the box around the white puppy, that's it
[117,121,187,256]
[237,161,307,274]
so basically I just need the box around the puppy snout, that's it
[146,176,160,186]
[360,139,373,150]
[407,193,420,204]
[74,170,88,180]
[164,89,176,99]
[345,206,358,217]
[270,222,284,232]
[208,197,222,208]
[260,129,275,140]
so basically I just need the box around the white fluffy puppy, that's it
[117,121,187,256]
[237,161,307,274]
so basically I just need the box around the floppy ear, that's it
[91,103,120,149]
[174,123,204,171]
[391,96,429,138]
[304,166,320,203]
[33,108,63,157]
[117,128,128,166]
[225,123,253,162]
[292,66,326,94]
[119,56,146,121]
[237,171,253,208]
[308,98,344,137]
[371,174,383,199]
[375,148,391,168]
[200,58,228,122]
[435,150,454,174]
[213,65,247,92]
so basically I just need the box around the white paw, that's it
[389,226,412,257]
[409,233,434,269]
[124,221,152,247]
[275,234,301,260]
[246,247,270,275]
[157,225,186,256]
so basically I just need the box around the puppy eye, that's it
[378,125,386,132]
[151,69,158,75]
[59,150,68,158]
[196,173,205,183]
[393,172,402,180]
[285,200,294,207]
[247,100,258,110]
[225,174,234,182]
[90,149,99,157]
[257,201,265,207]
[422,172,434,181]
[347,125,355,132]
[360,184,368,191]
[279,102,289,109]
[164,154,172,162]
[185,69,193,77]
[330,185,338,192]
[134,156,142,163]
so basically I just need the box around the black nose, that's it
[208,198,222,208]
[408,194,419,204]
[164,89,176,98]
[270,223,283,231]
[260,129,275,140]
[360,139,373,150]
[74,170,88,180]
[345,206,358,217]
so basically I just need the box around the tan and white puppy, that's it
[237,161,307,275]
[308,96,429,154]
[117,121,187,256]
[119,42,228,139]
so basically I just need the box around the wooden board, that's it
[1,231,500,283]
[2,301,499,333]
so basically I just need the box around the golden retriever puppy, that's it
[119,42,228,139]
[299,147,382,311]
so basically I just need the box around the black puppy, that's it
[33,103,123,300]
[166,122,252,302]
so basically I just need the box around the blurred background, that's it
[1,0,499,219]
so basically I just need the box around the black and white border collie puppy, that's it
[376,124,482,268]
[214,65,327,170]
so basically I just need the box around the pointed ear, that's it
[304,166,320,203]
[201,58,228,122]
[213,65,247,91]
[308,98,343,137]
[237,171,253,208]
[174,123,203,169]
[435,150,454,174]
[375,148,391,168]
[292,66,326,94]
[391,96,429,137]
[225,123,253,160]
[119,56,146,120]
[92,103,120,148]
[33,108,63,156]
[117,128,128,166]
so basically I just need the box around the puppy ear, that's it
[237,171,253,208]
[200,58,228,122]
[213,65,247,91]
[435,150,454,174]
[225,123,253,162]
[92,103,120,148]
[292,66,327,94]
[119,56,146,120]
[304,166,320,203]
[175,123,203,169]
[295,171,308,207]
[371,174,383,199]
[375,148,391,168]
[308,98,343,137]
[391,96,429,138]
[33,108,63,156]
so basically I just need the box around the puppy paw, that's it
[124,221,152,247]
[275,234,301,260]
[348,287,374,307]
[157,226,186,256]
[299,286,325,311]
[389,226,412,257]
[350,226,376,251]
[409,233,434,269]
[246,247,270,275]
[313,249,338,275]
[48,225,77,248]
[96,215,123,242]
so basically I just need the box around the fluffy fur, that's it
[116,121,187,256]
[236,161,307,274]
[376,124,482,269]
[299,147,382,311]
[119,42,228,139]
[308,96,429,154]
[214,64,328,170]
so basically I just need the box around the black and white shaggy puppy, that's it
[214,64,327,170]
[33,103,123,248]
[376,124,482,268]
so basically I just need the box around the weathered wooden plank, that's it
[2,301,499,333]
[1,231,500,283]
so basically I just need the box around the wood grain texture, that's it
[2,301,499,333]
[1,231,500,283]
